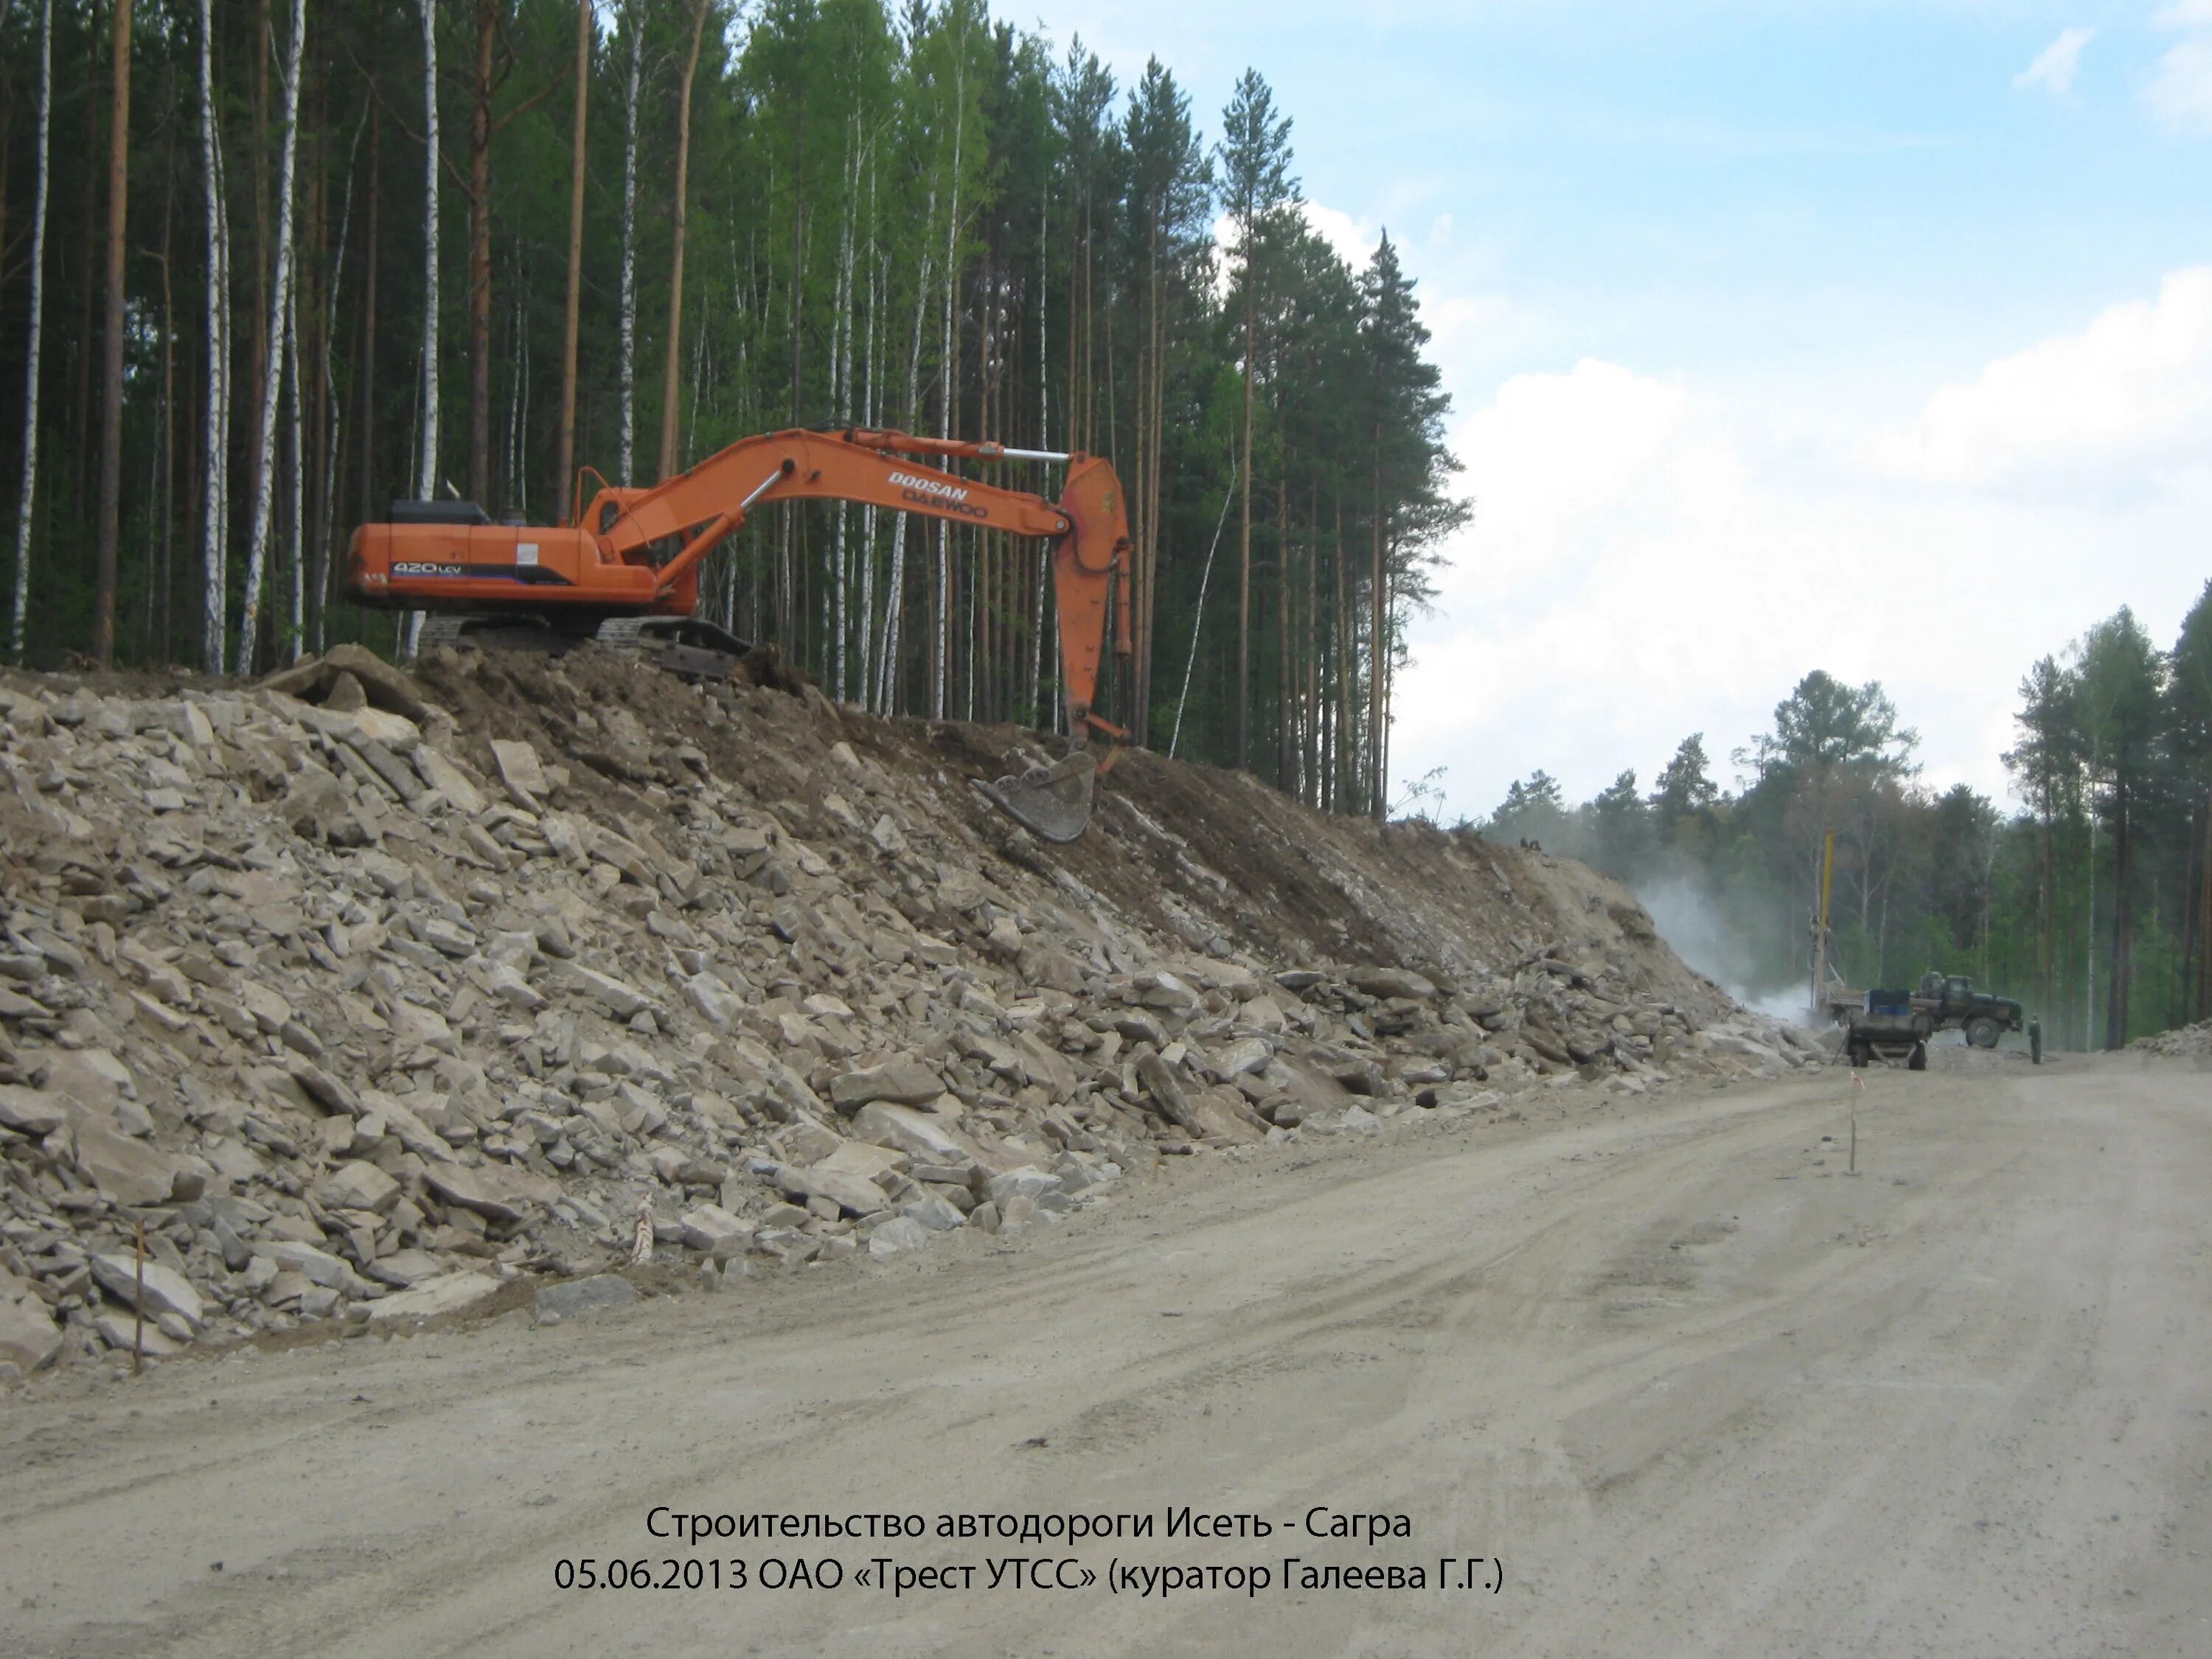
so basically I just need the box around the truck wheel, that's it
[1964,1016,2000,1050]
[1907,1043,1927,1071]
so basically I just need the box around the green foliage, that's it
[1500,620,2212,1048]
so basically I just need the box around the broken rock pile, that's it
[0,642,1818,1380]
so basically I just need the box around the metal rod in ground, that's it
[133,1217,145,1377]
[1849,1071,1861,1176]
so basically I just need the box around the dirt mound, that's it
[2130,1019,2212,1060]
[0,646,1802,1380]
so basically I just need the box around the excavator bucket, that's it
[979,750,1098,844]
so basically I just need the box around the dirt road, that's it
[5,1056,2208,1657]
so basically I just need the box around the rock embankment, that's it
[0,643,1820,1380]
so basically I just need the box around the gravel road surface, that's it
[5,1055,2208,1657]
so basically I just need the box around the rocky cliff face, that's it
[0,644,1820,1379]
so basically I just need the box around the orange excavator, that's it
[346,427,1134,841]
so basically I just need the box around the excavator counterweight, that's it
[347,428,1136,840]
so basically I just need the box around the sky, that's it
[1023,0,2212,821]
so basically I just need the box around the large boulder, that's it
[850,1102,975,1164]
[425,1162,560,1224]
[0,1270,63,1373]
[1349,966,1439,1002]
[829,1056,945,1113]
[89,1253,205,1327]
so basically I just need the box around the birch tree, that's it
[618,10,642,485]
[417,0,443,501]
[554,0,595,519]
[198,0,231,672]
[658,0,713,481]
[237,0,305,672]
[8,0,52,665]
[91,0,136,666]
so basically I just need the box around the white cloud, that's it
[1301,201,1380,268]
[2146,5,2212,133]
[2014,27,2092,97]
[1870,267,2212,487]
[2146,38,2212,133]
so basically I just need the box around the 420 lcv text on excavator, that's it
[346,427,1136,842]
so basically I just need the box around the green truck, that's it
[1831,973,2026,1070]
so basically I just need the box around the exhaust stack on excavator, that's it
[347,427,1135,840]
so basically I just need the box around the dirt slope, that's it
[1,644,1808,1378]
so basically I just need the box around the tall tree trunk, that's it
[406,0,442,658]
[877,232,931,715]
[157,200,175,660]
[1368,437,1388,816]
[357,86,380,526]
[467,0,495,502]
[554,0,592,520]
[657,0,710,482]
[1276,469,1291,788]
[313,117,364,654]
[10,0,53,664]
[1237,274,1253,771]
[617,11,641,486]
[1034,182,1048,726]
[237,0,304,671]
[284,279,305,659]
[416,0,442,500]
[198,0,230,669]
[2106,776,2134,1049]
[934,39,967,720]
[91,0,134,666]
[831,125,855,702]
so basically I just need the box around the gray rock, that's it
[987,1166,1061,1207]
[1350,966,1439,1001]
[849,1102,970,1163]
[72,1119,195,1206]
[678,1203,752,1253]
[490,739,548,805]
[565,963,660,1020]
[829,1056,944,1112]
[534,1274,639,1321]
[776,1161,891,1217]
[1135,1052,1202,1133]
[867,1216,931,1257]
[1207,1035,1273,1080]
[485,962,545,1011]
[684,971,747,1031]
[425,1162,560,1223]
[251,1239,358,1291]
[0,1083,69,1135]
[314,1159,402,1215]
[901,1194,967,1232]
[94,1310,184,1358]
[0,1271,63,1372]
[366,1270,504,1324]
[89,1253,205,1326]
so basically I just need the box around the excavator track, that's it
[410,612,749,683]
[594,615,754,682]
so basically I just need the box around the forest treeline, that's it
[1480,585,2212,1051]
[0,0,1461,817]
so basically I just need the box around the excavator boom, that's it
[347,427,1137,838]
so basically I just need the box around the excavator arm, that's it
[579,428,1134,733]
